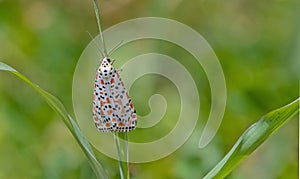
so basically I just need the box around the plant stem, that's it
[114,132,124,179]
[124,132,130,179]
[92,0,107,56]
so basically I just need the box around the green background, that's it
[0,0,299,178]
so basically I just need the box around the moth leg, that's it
[117,68,123,73]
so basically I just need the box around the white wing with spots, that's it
[92,57,137,132]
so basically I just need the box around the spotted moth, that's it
[93,57,137,132]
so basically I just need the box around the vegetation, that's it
[0,0,298,178]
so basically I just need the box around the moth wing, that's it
[93,71,117,132]
[110,71,137,132]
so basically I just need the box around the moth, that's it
[92,57,137,132]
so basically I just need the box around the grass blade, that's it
[0,62,108,179]
[124,132,130,179]
[114,132,125,179]
[203,98,299,178]
[93,0,107,56]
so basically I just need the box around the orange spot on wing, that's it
[93,116,99,122]
[107,110,113,115]
[114,99,122,105]
[121,107,125,114]
[100,110,104,115]
[118,122,125,127]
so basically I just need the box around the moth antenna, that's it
[93,0,108,57]
[86,31,105,58]
[108,40,124,56]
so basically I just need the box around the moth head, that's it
[99,57,113,78]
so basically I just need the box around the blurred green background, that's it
[0,0,299,179]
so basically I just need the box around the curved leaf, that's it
[0,62,108,179]
[203,98,299,178]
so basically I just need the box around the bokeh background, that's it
[0,0,299,178]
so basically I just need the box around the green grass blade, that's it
[203,98,299,179]
[0,62,108,179]
[124,132,130,179]
[93,0,107,56]
[114,132,125,179]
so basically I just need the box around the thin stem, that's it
[92,0,108,56]
[124,132,130,179]
[114,132,124,179]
